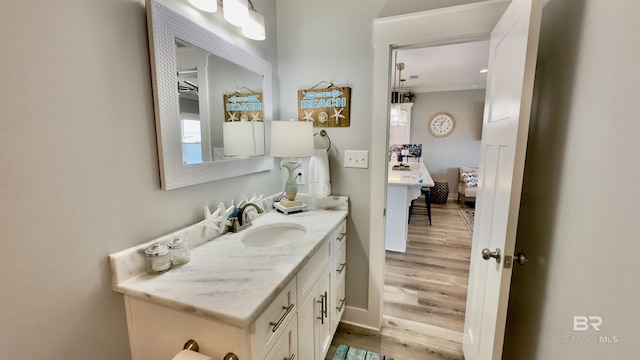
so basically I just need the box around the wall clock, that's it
[428,112,456,138]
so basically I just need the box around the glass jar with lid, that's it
[168,237,190,266]
[144,243,171,274]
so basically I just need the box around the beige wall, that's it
[0,0,280,358]
[504,0,640,358]
[410,89,485,193]
[275,0,387,309]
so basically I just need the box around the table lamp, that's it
[271,121,314,212]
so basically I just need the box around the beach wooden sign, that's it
[297,86,351,127]
[223,92,264,122]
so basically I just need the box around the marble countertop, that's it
[388,162,435,187]
[112,207,347,328]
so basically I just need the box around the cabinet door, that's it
[297,264,331,360]
[297,293,313,360]
[264,316,297,360]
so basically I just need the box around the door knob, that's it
[514,252,528,265]
[481,248,501,263]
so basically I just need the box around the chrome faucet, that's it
[229,202,264,233]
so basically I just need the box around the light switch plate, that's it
[344,150,369,168]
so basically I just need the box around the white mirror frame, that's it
[147,0,273,190]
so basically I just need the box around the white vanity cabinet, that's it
[110,206,349,360]
[123,278,298,360]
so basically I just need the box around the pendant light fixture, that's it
[390,52,408,126]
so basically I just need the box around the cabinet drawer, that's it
[297,240,330,303]
[333,244,347,285]
[332,277,346,333]
[253,278,297,360]
[332,219,347,255]
[263,315,297,360]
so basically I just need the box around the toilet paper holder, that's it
[182,340,239,360]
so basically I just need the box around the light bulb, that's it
[223,0,249,27]
[242,10,265,40]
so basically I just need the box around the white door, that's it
[463,0,542,359]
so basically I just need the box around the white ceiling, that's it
[393,39,490,94]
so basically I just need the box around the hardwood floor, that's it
[327,199,473,360]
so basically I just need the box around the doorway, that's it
[382,42,488,335]
[365,0,510,333]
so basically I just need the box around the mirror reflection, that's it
[176,39,265,165]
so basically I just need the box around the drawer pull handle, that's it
[336,232,346,241]
[323,291,328,319]
[336,298,345,312]
[336,263,346,274]
[284,354,295,360]
[316,291,327,324]
[269,304,294,332]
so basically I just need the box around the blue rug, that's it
[333,345,395,360]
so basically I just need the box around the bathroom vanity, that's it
[110,199,348,360]
[386,162,434,252]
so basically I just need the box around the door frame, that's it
[348,0,512,330]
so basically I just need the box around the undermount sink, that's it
[241,223,307,248]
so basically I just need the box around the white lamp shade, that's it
[223,121,265,156]
[270,121,315,158]
[188,0,217,13]
[223,0,249,27]
[242,10,266,41]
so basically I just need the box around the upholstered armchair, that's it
[458,167,479,207]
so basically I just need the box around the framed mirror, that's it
[147,0,273,190]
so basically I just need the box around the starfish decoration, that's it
[227,112,238,121]
[248,193,264,211]
[223,202,236,228]
[198,205,222,238]
[332,108,345,124]
[250,112,262,121]
[302,110,315,122]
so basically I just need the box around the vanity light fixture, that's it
[188,0,266,41]
[480,68,489,73]
[271,121,315,211]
